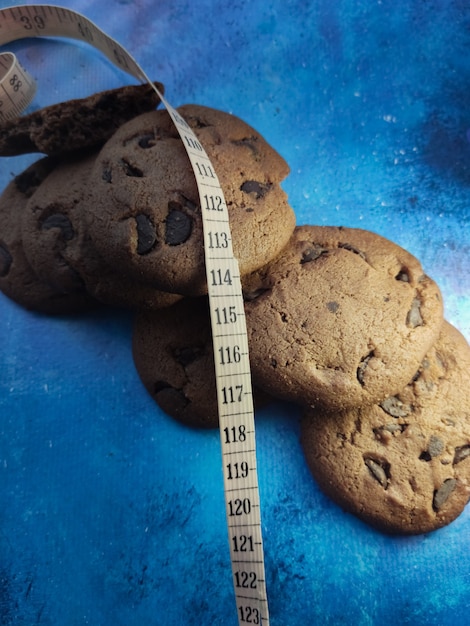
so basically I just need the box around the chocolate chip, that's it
[338,242,367,260]
[232,136,258,150]
[153,381,189,412]
[189,116,210,128]
[357,352,374,386]
[154,380,172,393]
[428,435,444,458]
[364,456,390,488]
[180,195,198,212]
[396,269,410,282]
[138,133,156,149]
[231,136,261,160]
[243,287,270,301]
[300,245,329,264]
[121,159,144,177]
[0,244,12,277]
[240,180,271,199]
[135,214,156,254]
[165,208,192,246]
[374,423,408,441]
[407,298,423,327]
[453,444,470,465]
[102,167,112,183]
[327,301,340,313]
[41,213,75,241]
[379,396,411,417]
[433,478,456,511]
[419,435,444,461]
[174,346,204,367]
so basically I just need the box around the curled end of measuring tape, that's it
[0,79,165,156]
[0,52,37,123]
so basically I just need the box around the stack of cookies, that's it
[1,84,469,535]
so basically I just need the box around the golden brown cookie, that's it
[85,104,295,296]
[301,321,470,535]
[243,225,444,411]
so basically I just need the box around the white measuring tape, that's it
[0,5,269,625]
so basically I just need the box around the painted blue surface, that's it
[1,1,469,624]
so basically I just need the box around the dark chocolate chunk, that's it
[407,297,423,327]
[300,245,329,264]
[338,242,367,260]
[0,244,12,277]
[135,214,157,254]
[189,116,210,129]
[373,423,408,440]
[154,380,172,394]
[396,268,410,282]
[326,301,340,313]
[121,159,144,178]
[453,444,470,465]
[154,384,189,413]
[419,435,444,461]
[357,352,374,386]
[40,213,75,241]
[432,478,456,511]
[231,136,259,157]
[428,435,444,458]
[138,133,156,149]
[364,456,390,488]
[174,346,204,367]
[380,396,410,418]
[102,167,112,183]
[243,287,271,301]
[180,195,198,212]
[240,180,271,199]
[165,208,192,246]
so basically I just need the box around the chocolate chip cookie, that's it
[301,321,470,534]
[85,104,295,296]
[21,152,97,294]
[132,297,269,428]
[243,225,444,411]
[21,152,181,311]
[0,81,164,156]
[0,158,95,314]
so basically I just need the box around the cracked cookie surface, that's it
[0,81,164,157]
[85,104,295,296]
[301,321,470,534]
[243,225,444,410]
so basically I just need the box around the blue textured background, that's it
[1,1,470,624]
